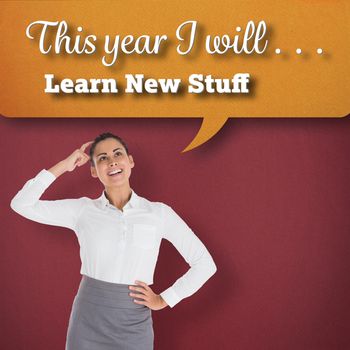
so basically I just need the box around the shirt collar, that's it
[98,189,140,210]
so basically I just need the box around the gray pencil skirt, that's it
[65,275,154,350]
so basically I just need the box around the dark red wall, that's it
[1,117,350,350]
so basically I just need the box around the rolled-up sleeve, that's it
[159,204,217,308]
[10,169,86,231]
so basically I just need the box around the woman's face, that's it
[90,138,134,188]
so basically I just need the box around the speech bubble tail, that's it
[182,116,228,153]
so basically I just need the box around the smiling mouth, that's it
[108,169,123,176]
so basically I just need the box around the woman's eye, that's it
[99,156,106,161]
[115,152,123,156]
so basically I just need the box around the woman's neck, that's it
[104,185,132,211]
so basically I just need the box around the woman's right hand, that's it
[64,141,93,172]
[48,141,93,178]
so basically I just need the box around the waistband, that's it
[75,275,147,310]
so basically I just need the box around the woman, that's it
[10,132,217,350]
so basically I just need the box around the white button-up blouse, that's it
[10,169,217,308]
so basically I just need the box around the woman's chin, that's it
[106,176,128,187]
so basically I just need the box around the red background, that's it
[1,117,350,350]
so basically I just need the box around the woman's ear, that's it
[128,154,135,168]
[90,166,98,178]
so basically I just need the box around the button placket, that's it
[121,219,127,240]
[106,204,127,243]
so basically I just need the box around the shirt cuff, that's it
[36,169,57,187]
[160,286,182,308]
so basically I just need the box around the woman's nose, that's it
[109,160,118,166]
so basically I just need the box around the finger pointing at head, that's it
[80,141,93,153]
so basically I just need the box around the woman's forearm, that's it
[11,141,92,221]
[48,141,93,178]
[48,160,69,178]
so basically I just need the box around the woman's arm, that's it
[48,141,92,178]
[159,204,217,308]
[10,142,92,230]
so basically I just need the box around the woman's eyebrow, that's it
[96,148,122,157]
[96,152,107,157]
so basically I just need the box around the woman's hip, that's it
[75,274,147,310]
[65,275,153,350]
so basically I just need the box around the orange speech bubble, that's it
[0,1,349,151]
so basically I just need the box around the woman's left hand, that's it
[129,281,168,311]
